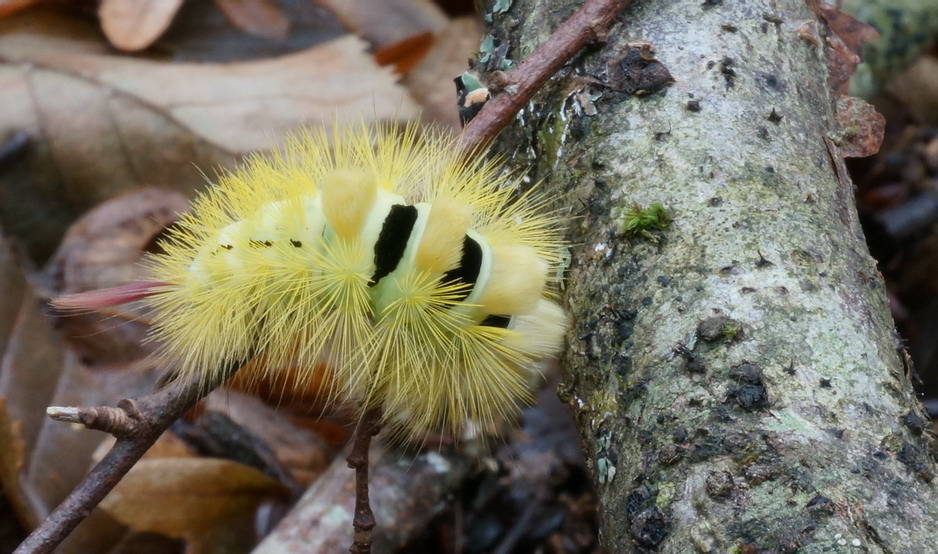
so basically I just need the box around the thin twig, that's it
[14,364,242,554]
[458,0,631,153]
[347,408,382,554]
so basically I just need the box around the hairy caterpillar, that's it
[69,122,567,442]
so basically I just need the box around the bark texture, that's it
[487,0,938,551]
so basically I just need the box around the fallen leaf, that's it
[213,0,290,41]
[0,11,419,262]
[44,188,188,365]
[99,0,186,52]
[402,16,483,130]
[100,457,289,552]
[0,231,162,552]
[374,31,435,74]
[0,398,30,527]
[203,391,332,487]
[833,96,885,158]
[818,6,879,95]
[886,56,938,126]
[316,0,447,50]
[0,0,38,19]
[819,6,879,54]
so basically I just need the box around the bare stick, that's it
[15,364,241,554]
[346,408,382,554]
[458,0,632,153]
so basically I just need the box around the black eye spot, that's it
[250,240,273,248]
[290,239,302,247]
[221,244,234,250]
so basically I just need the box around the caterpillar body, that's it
[141,122,567,442]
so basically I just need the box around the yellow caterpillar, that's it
[83,122,567,442]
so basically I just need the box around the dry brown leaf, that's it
[403,16,482,130]
[818,6,879,95]
[0,0,39,19]
[99,0,186,52]
[0,11,418,261]
[374,31,435,74]
[316,0,447,50]
[887,56,938,126]
[100,457,289,551]
[0,398,30,528]
[0,231,163,552]
[213,0,290,41]
[203,391,331,487]
[44,188,189,365]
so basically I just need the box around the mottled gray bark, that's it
[486,0,938,551]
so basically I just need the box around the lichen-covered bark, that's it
[485,0,938,551]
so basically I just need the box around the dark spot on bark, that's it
[624,484,654,517]
[686,99,701,112]
[654,130,670,141]
[706,471,734,498]
[720,57,736,88]
[604,45,675,96]
[658,444,684,465]
[702,0,722,7]
[805,495,834,515]
[819,377,832,388]
[757,126,770,140]
[673,426,688,443]
[688,433,724,462]
[630,507,669,547]
[900,411,928,436]
[641,296,653,307]
[897,442,935,482]
[872,450,889,460]
[697,316,742,343]
[656,276,670,287]
[728,363,769,411]
[673,345,705,373]
[741,287,756,294]
[706,60,716,69]
[721,23,738,32]
[744,464,777,485]
[783,361,796,375]
[709,196,722,206]
[824,428,845,439]
[768,108,784,123]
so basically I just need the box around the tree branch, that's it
[14,364,240,554]
[457,0,631,153]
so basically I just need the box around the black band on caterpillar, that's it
[440,235,483,302]
[480,314,511,328]
[370,204,419,287]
